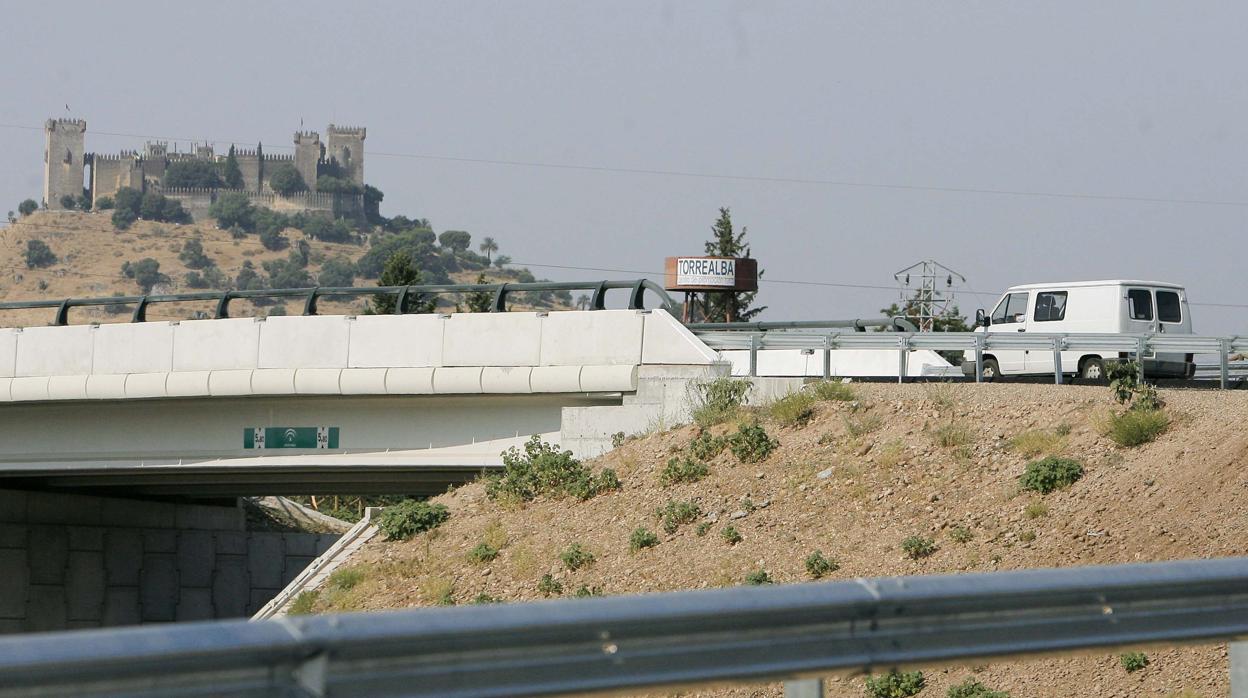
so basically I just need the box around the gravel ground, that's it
[313,383,1248,698]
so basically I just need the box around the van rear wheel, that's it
[981,358,999,382]
[1080,358,1106,383]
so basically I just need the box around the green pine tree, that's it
[369,251,435,314]
[224,145,244,189]
[465,273,494,312]
[701,207,764,322]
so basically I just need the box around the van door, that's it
[1154,288,1188,364]
[987,291,1030,373]
[1124,287,1157,364]
[1024,290,1068,374]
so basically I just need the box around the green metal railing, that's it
[0,280,676,326]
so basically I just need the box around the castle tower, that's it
[293,131,321,192]
[44,118,87,209]
[326,125,366,185]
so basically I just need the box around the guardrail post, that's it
[303,288,320,316]
[1052,337,1063,385]
[975,335,984,383]
[784,678,823,697]
[822,335,831,381]
[1221,338,1231,390]
[749,334,759,377]
[897,336,908,384]
[1137,336,1147,384]
[130,296,148,324]
[54,299,71,326]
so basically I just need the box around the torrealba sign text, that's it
[676,258,736,287]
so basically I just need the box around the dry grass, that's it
[1009,429,1065,458]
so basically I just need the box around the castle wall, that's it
[293,133,322,193]
[326,126,366,186]
[44,119,87,210]
[158,188,363,222]
[258,153,297,193]
[89,155,143,205]
[233,151,262,192]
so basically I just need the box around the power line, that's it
[4,122,1248,208]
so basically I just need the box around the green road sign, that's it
[244,427,339,449]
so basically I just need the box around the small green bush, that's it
[657,500,702,534]
[933,422,973,448]
[1025,501,1049,519]
[660,455,710,486]
[610,431,626,448]
[804,550,838,578]
[902,535,937,559]
[690,430,727,460]
[721,525,743,545]
[629,527,659,552]
[728,422,779,463]
[865,669,925,698]
[692,378,752,427]
[1055,422,1072,436]
[947,678,1011,698]
[537,574,563,597]
[695,522,711,537]
[486,436,619,503]
[574,585,603,598]
[1019,530,1036,543]
[813,380,855,401]
[1106,409,1169,447]
[1019,456,1084,494]
[744,569,772,585]
[844,413,882,437]
[288,590,319,615]
[472,593,502,604]
[378,500,449,541]
[327,567,365,591]
[949,525,974,544]
[770,391,816,427]
[468,542,500,564]
[559,543,595,571]
[1120,651,1149,673]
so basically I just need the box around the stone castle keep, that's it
[43,118,367,221]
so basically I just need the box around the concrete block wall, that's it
[0,489,338,634]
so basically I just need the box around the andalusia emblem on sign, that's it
[244,427,339,449]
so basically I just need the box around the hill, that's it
[299,382,1246,698]
[0,211,567,326]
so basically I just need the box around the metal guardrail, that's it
[696,329,1248,388]
[0,558,1245,697]
[0,279,677,326]
[686,317,919,332]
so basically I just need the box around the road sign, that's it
[244,427,339,449]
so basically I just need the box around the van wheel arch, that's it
[1078,356,1106,383]
[979,355,1000,381]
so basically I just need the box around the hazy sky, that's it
[2,2,1246,331]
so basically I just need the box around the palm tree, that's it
[479,237,499,263]
[576,294,590,311]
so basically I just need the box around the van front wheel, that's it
[981,358,999,382]
[1079,358,1106,383]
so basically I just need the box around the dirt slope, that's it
[309,383,1248,698]
[0,211,554,326]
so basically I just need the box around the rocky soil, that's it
[307,383,1248,697]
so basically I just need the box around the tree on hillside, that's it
[210,192,256,232]
[24,240,57,269]
[465,273,493,313]
[18,199,38,217]
[76,194,91,211]
[318,257,356,288]
[121,258,168,293]
[6,211,14,224]
[59,195,77,210]
[363,184,385,225]
[164,160,223,189]
[178,239,212,269]
[479,237,498,263]
[494,255,511,268]
[268,164,307,196]
[700,207,765,323]
[223,145,244,189]
[369,251,435,314]
[94,196,114,210]
[439,230,471,252]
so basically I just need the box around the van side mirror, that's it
[975,309,989,327]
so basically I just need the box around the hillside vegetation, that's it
[302,382,1246,698]
[0,211,567,326]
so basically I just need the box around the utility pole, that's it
[893,260,966,332]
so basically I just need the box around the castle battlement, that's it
[44,116,367,217]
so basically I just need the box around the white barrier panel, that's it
[385,368,435,395]
[0,378,9,401]
[0,329,17,378]
[124,373,169,399]
[540,312,644,366]
[339,368,388,395]
[251,369,297,395]
[442,314,542,367]
[295,369,342,395]
[432,367,484,394]
[530,366,581,393]
[14,326,94,377]
[47,375,88,400]
[348,315,444,368]
[259,317,350,369]
[173,318,261,372]
[481,367,532,393]
[166,371,210,397]
[207,370,253,397]
[9,377,49,402]
[641,311,719,365]
[93,323,174,375]
[86,375,128,400]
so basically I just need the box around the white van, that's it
[962,280,1195,381]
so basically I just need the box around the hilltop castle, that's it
[43,118,367,221]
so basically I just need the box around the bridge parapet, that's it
[0,310,716,403]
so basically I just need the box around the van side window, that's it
[992,292,1028,324]
[1157,291,1181,323]
[1034,291,1068,322]
[1127,289,1153,321]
